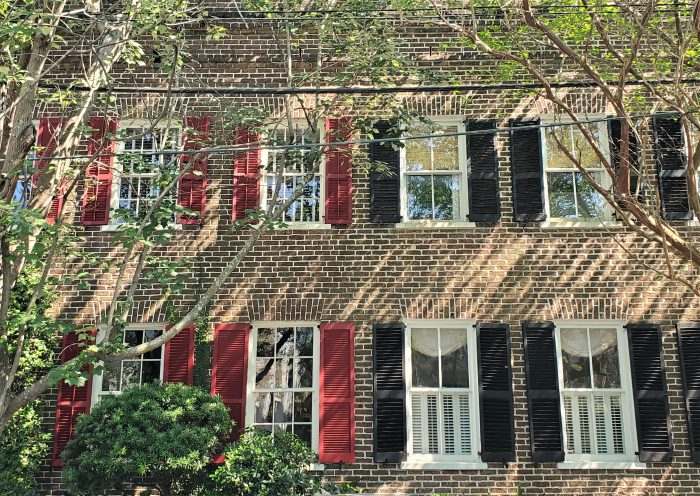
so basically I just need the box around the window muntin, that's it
[543,122,611,221]
[250,325,318,447]
[112,126,180,223]
[405,324,479,461]
[556,324,636,461]
[401,121,467,222]
[261,125,323,224]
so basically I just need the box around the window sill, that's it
[400,461,488,471]
[275,222,332,231]
[556,461,646,470]
[100,223,183,232]
[309,463,325,471]
[395,221,476,229]
[540,219,622,229]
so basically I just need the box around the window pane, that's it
[294,358,313,388]
[255,392,273,423]
[572,125,600,167]
[440,329,469,388]
[276,358,293,388]
[294,392,312,422]
[256,359,275,388]
[591,329,620,388]
[142,361,160,384]
[293,424,312,445]
[124,330,142,347]
[121,361,141,389]
[277,328,295,357]
[546,127,574,168]
[407,175,432,220]
[406,126,432,171]
[412,328,439,387]
[433,175,461,221]
[432,128,459,171]
[143,330,162,359]
[548,172,577,218]
[273,392,293,423]
[101,361,120,392]
[575,172,607,220]
[295,327,313,357]
[561,328,592,388]
[257,328,275,357]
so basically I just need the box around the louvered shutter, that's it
[677,322,700,463]
[36,117,65,224]
[477,323,515,462]
[163,324,195,385]
[523,321,564,462]
[653,115,691,220]
[211,323,249,463]
[81,116,117,225]
[510,118,546,222]
[52,330,95,466]
[467,120,501,222]
[369,121,400,223]
[232,129,261,221]
[373,323,406,462]
[628,323,673,462]
[178,117,210,224]
[319,322,355,463]
[608,117,641,209]
[325,117,353,225]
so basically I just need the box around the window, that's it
[401,120,467,222]
[542,121,612,221]
[261,124,324,224]
[248,324,319,448]
[111,124,181,224]
[91,326,164,405]
[555,323,637,462]
[405,323,479,462]
[12,152,34,207]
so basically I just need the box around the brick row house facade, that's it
[30,9,700,496]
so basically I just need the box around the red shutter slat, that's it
[163,324,195,385]
[211,322,249,463]
[232,129,260,221]
[35,117,65,224]
[178,116,210,224]
[81,117,117,226]
[324,117,353,225]
[319,322,355,463]
[52,330,95,467]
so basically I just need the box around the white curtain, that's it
[411,328,468,357]
[560,328,617,358]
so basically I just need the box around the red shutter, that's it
[319,322,355,463]
[163,324,195,385]
[35,117,65,224]
[232,129,260,221]
[81,117,117,225]
[324,117,353,225]
[178,116,210,224]
[52,330,95,466]
[211,322,249,463]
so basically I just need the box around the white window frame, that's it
[553,320,641,468]
[245,321,321,454]
[105,119,182,229]
[259,121,329,230]
[402,319,485,470]
[90,323,166,407]
[540,117,617,228]
[397,117,473,229]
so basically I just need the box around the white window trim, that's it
[259,121,328,229]
[540,117,617,227]
[397,117,470,227]
[245,321,321,459]
[402,319,482,468]
[102,119,182,231]
[553,319,642,466]
[90,322,166,407]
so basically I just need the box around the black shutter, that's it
[628,323,673,462]
[369,120,401,223]
[510,118,546,222]
[373,322,406,462]
[523,321,564,462]
[477,322,515,462]
[467,120,501,222]
[608,117,642,207]
[653,115,691,220]
[677,322,700,463]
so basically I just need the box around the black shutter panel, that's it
[523,321,564,462]
[369,120,401,223]
[628,323,673,462]
[677,322,700,463]
[477,322,515,462]
[373,322,406,462]
[467,120,501,222]
[653,115,691,220]
[510,118,546,222]
[608,117,642,208]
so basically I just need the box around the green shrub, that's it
[211,429,321,496]
[62,382,232,496]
